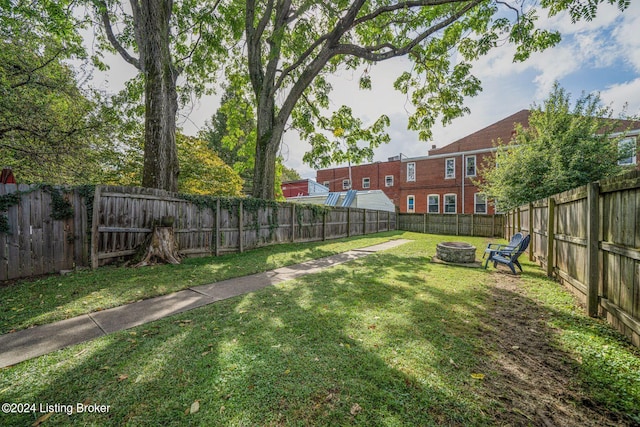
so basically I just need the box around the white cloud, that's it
[612,1,640,72]
[601,78,640,117]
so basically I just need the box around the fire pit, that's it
[436,242,477,264]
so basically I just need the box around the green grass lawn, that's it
[0,232,400,334]
[1,232,639,426]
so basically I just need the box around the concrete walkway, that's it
[0,239,410,368]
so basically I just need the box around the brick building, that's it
[316,158,402,206]
[399,109,531,215]
[315,109,640,214]
[316,110,531,214]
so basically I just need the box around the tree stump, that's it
[135,226,181,267]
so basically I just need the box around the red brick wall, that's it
[281,181,309,197]
[398,153,496,214]
[316,161,401,206]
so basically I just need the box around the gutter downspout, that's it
[461,154,465,214]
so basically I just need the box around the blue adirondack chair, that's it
[483,232,523,264]
[485,234,530,274]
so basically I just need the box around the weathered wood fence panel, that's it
[397,213,504,237]
[0,184,89,281]
[1,185,397,281]
[505,170,640,348]
[92,187,396,265]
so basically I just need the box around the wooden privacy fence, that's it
[0,184,91,281]
[0,184,396,281]
[505,170,640,347]
[398,213,504,237]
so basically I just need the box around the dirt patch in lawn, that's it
[477,273,630,427]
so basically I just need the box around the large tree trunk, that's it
[252,130,280,199]
[139,1,180,192]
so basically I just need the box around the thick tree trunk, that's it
[139,1,180,192]
[252,130,280,199]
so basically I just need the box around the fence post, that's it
[546,197,555,278]
[363,209,367,235]
[423,213,427,234]
[90,185,102,269]
[471,214,475,237]
[492,214,496,237]
[322,210,327,241]
[215,198,220,257]
[528,202,534,261]
[587,182,600,317]
[347,208,351,237]
[291,204,296,242]
[376,210,380,233]
[238,200,243,253]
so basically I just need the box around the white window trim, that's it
[618,137,637,166]
[444,193,457,214]
[362,177,370,189]
[474,193,487,214]
[466,155,477,177]
[427,194,440,213]
[342,179,351,190]
[407,162,416,182]
[445,158,455,179]
[385,175,394,187]
[407,195,415,213]
[323,181,330,187]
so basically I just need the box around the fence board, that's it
[1,184,396,281]
[398,213,503,237]
[505,170,640,348]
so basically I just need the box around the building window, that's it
[444,194,457,213]
[385,175,394,187]
[445,158,455,179]
[407,162,416,182]
[618,137,637,165]
[323,181,330,187]
[466,155,476,177]
[362,177,370,189]
[474,193,487,214]
[407,195,415,213]
[342,179,351,190]
[427,194,440,213]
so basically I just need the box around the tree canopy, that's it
[0,1,119,184]
[477,83,636,210]
[89,0,240,191]
[239,0,631,199]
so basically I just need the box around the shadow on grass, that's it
[0,232,402,334]
[1,235,637,426]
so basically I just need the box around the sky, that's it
[90,1,640,180]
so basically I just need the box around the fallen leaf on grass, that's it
[32,412,54,426]
[350,403,362,416]
[117,374,129,381]
[185,400,200,415]
[471,373,485,380]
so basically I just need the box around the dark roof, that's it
[428,109,531,155]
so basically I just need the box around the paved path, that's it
[0,239,410,368]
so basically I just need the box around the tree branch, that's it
[353,0,471,26]
[94,0,140,70]
[334,0,482,61]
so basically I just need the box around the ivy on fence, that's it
[0,184,93,233]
